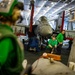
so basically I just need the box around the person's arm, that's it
[0,38,13,66]
[54,40,58,48]
[48,39,52,48]
[57,34,61,43]
[57,33,62,44]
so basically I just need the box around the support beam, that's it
[29,0,34,32]
[60,11,65,31]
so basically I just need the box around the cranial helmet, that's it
[0,0,18,17]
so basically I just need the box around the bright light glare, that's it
[51,2,56,5]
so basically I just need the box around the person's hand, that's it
[49,45,52,48]
[55,45,57,48]
[59,42,62,44]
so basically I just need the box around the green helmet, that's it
[0,0,18,17]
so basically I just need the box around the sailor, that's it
[0,0,24,75]
[56,30,65,55]
[47,34,57,54]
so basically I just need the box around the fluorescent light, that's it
[33,0,47,18]
[42,2,57,16]
[51,2,55,5]
[49,3,67,16]
[35,1,58,21]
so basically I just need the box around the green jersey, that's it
[0,24,24,75]
[56,33,64,43]
[48,39,57,47]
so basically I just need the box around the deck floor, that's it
[24,46,71,65]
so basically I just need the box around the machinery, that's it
[34,16,53,36]
[25,16,53,37]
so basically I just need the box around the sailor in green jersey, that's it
[0,0,24,75]
[47,34,57,53]
[56,30,65,55]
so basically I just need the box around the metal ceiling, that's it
[18,0,75,25]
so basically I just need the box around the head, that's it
[0,0,24,25]
[51,34,56,40]
[61,30,65,34]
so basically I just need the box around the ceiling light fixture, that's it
[49,3,67,17]
[34,1,60,21]
[33,0,47,18]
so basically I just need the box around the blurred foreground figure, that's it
[0,0,24,75]
[32,58,75,75]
